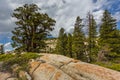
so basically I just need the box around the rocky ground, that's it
[0,54,120,80]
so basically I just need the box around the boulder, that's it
[29,54,120,80]
[1,54,120,80]
[29,61,73,80]
[0,72,11,80]
[19,70,31,80]
[7,78,18,80]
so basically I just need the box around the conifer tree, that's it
[66,33,73,58]
[11,4,55,52]
[55,28,67,56]
[99,10,120,60]
[0,44,4,54]
[87,12,98,62]
[72,16,85,60]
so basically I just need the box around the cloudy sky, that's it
[0,0,120,51]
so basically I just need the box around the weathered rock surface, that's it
[0,72,16,80]
[0,54,120,80]
[29,54,120,80]
[7,78,18,80]
[0,72,11,80]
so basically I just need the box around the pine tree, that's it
[55,28,67,56]
[66,33,73,58]
[72,16,85,60]
[87,12,98,62]
[11,4,56,52]
[0,44,4,54]
[99,10,120,60]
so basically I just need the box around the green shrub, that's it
[108,63,120,71]
[93,62,120,71]
[2,53,41,72]
[0,54,15,61]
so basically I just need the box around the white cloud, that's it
[4,42,11,47]
[0,0,119,36]
[4,42,13,52]
[93,10,104,24]
[40,0,106,36]
[113,12,120,22]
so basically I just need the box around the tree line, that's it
[55,10,120,63]
[11,4,120,63]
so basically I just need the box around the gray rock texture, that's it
[0,54,120,80]
[29,54,120,80]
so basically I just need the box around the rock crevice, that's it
[29,54,120,80]
[1,54,120,80]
